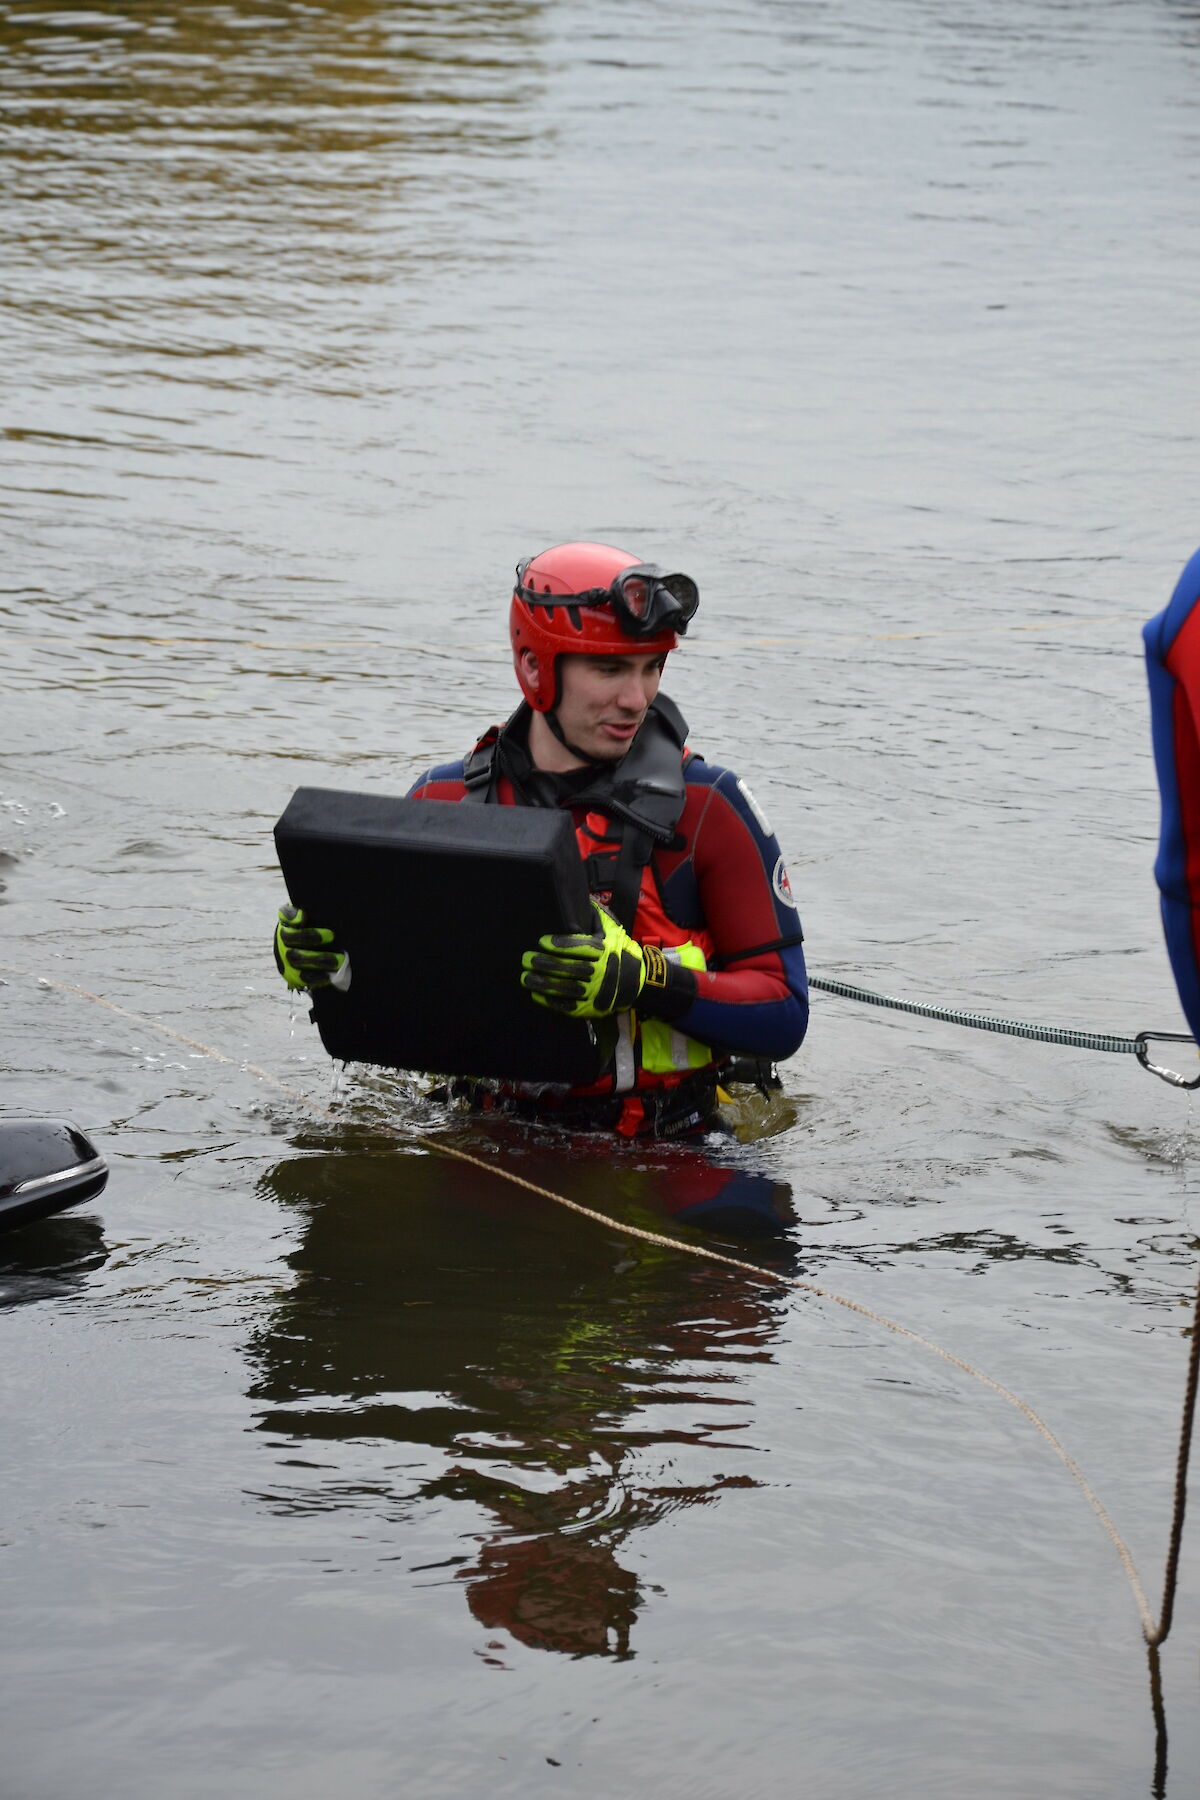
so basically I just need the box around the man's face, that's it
[554,651,666,761]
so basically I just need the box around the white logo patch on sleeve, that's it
[736,777,772,836]
[773,855,798,909]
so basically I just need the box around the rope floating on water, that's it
[5,961,1195,1643]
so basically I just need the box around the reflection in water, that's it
[0,1209,108,1310]
[248,1133,790,1657]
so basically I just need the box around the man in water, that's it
[274,542,808,1138]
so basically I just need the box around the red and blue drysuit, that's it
[1146,546,1200,1041]
[407,695,808,1136]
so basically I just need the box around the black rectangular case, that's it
[273,787,604,1083]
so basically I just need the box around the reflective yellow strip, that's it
[638,943,712,1075]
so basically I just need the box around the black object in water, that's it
[0,1118,108,1232]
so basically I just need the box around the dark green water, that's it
[3,1,1200,1793]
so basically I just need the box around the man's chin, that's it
[585,738,633,763]
[592,719,646,759]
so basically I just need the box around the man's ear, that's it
[517,646,540,685]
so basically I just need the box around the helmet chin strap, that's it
[544,704,605,767]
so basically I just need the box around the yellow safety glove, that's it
[273,904,352,993]
[521,901,646,1019]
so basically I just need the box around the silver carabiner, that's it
[1135,1031,1200,1089]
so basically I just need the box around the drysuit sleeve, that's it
[406,760,469,801]
[1146,548,1200,1043]
[654,765,808,1061]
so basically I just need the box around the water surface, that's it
[3,1,1200,1794]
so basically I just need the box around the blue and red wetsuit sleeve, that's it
[657,764,808,1061]
[407,762,469,801]
[1146,548,1200,1041]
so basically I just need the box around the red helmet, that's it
[510,541,699,712]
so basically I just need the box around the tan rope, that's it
[0,961,1167,1642]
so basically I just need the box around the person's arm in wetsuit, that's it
[644,762,808,1061]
